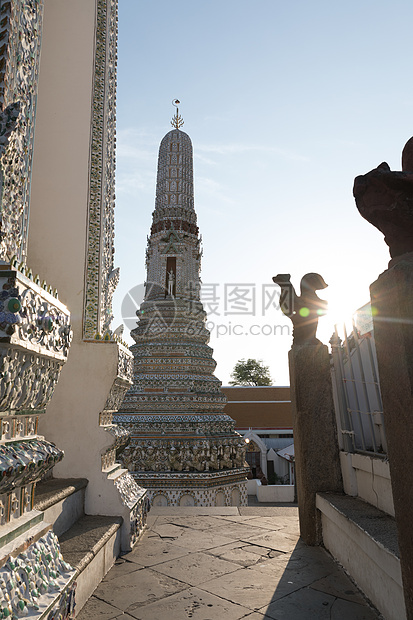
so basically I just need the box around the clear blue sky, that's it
[113,0,413,385]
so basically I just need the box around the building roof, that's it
[222,386,292,430]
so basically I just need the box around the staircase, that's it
[34,477,143,615]
[317,492,405,620]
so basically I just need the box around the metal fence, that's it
[330,322,387,457]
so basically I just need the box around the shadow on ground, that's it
[260,540,382,619]
[77,505,382,620]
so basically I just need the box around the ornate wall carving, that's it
[100,345,133,453]
[0,266,72,413]
[0,439,63,496]
[0,265,70,524]
[83,0,119,339]
[100,360,132,427]
[103,378,131,414]
[0,0,44,263]
[0,530,76,619]
[0,350,62,412]
[117,345,134,382]
[114,472,149,546]
[122,437,246,473]
[0,274,71,358]
[148,481,248,508]
[104,424,129,450]
[115,413,237,434]
[114,472,145,509]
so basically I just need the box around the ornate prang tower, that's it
[116,103,248,506]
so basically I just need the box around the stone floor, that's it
[78,505,383,619]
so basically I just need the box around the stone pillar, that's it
[370,254,413,618]
[0,2,78,616]
[28,0,148,551]
[288,343,343,545]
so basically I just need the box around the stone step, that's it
[105,463,123,478]
[58,514,122,615]
[0,509,45,550]
[34,477,88,537]
[316,492,405,620]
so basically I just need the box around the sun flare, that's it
[317,284,371,343]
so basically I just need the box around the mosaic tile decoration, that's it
[115,126,248,505]
[0,530,76,619]
[83,0,119,339]
[0,0,44,263]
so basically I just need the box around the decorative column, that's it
[0,2,77,617]
[0,262,75,618]
[27,0,148,552]
[0,0,43,264]
[273,273,343,544]
[354,137,413,618]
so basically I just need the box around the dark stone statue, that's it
[272,273,328,345]
[353,137,413,258]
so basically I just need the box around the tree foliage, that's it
[229,358,272,386]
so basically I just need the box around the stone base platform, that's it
[133,469,248,507]
[35,477,88,538]
[59,514,123,614]
[30,477,148,616]
[78,505,382,620]
[317,492,404,620]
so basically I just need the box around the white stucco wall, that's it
[317,493,405,620]
[28,0,96,319]
[247,479,295,503]
[340,452,394,516]
[27,1,125,517]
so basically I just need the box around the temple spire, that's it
[155,119,194,212]
[171,98,184,130]
[116,120,248,508]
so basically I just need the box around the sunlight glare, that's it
[317,283,370,344]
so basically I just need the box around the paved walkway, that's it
[78,505,383,619]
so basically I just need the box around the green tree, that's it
[229,358,272,386]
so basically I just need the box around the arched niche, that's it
[243,430,268,479]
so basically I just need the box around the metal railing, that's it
[330,322,387,457]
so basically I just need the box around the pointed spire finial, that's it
[171,99,184,130]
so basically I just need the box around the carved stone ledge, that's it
[133,467,250,486]
[0,264,71,359]
[104,424,129,449]
[103,378,131,416]
[0,414,38,440]
[116,344,134,383]
[114,413,237,435]
[102,449,116,471]
[100,344,134,422]
[0,439,63,496]
[122,437,247,474]
[113,473,149,547]
[99,345,133,475]
[0,264,71,415]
